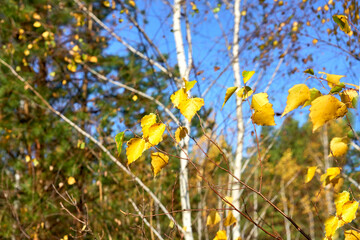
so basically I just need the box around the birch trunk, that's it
[322,124,334,214]
[173,0,194,239]
[280,180,291,240]
[231,0,245,239]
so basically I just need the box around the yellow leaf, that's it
[305,166,317,183]
[251,102,276,126]
[178,98,204,121]
[206,211,221,226]
[309,95,347,132]
[88,56,98,63]
[319,72,346,88]
[333,15,352,35]
[340,89,358,108]
[224,211,237,227]
[222,87,238,109]
[126,138,146,165]
[147,123,166,147]
[170,88,188,108]
[282,84,310,117]
[302,88,322,108]
[324,216,339,238]
[33,21,42,28]
[222,196,233,206]
[25,155,31,163]
[129,0,136,7]
[344,230,360,240]
[32,13,41,20]
[335,191,350,215]
[103,1,110,7]
[67,63,77,72]
[141,113,157,138]
[236,86,253,100]
[151,152,169,177]
[251,92,269,111]
[132,95,138,101]
[339,201,359,226]
[42,31,50,39]
[67,177,76,185]
[24,49,30,56]
[321,167,341,184]
[213,230,227,240]
[169,220,174,228]
[242,70,255,84]
[175,126,188,143]
[184,80,197,92]
[330,137,348,157]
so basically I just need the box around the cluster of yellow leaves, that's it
[126,114,168,176]
[324,191,359,239]
[64,44,98,72]
[170,80,204,121]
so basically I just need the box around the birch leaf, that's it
[175,126,188,143]
[67,177,76,185]
[309,95,348,132]
[324,216,339,239]
[330,137,348,157]
[302,88,322,108]
[222,196,233,206]
[340,89,358,108]
[224,211,237,227]
[170,88,187,108]
[333,15,352,35]
[305,166,317,183]
[251,93,269,110]
[114,132,124,156]
[184,80,197,92]
[126,138,146,165]
[222,87,238,109]
[178,98,204,121]
[147,123,166,147]
[319,71,346,87]
[236,86,253,100]
[141,113,157,138]
[213,230,227,240]
[151,152,169,177]
[339,201,359,227]
[251,102,276,126]
[206,211,221,226]
[335,191,350,214]
[344,230,360,240]
[321,167,341,185]
[242,70,255,84]
[282,84,310,117]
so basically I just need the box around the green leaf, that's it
[333,15,352,34]
[115,132,125,156]
[330,83,345,93]
[304,69,314,75]
[302,88,322,108]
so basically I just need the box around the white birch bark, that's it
[173,0,194,239]
[280,180,291,240]
[322,124,334,214]
[231,0,245,239]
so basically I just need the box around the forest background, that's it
[0,0,360,239]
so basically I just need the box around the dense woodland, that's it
[0,0,360,239]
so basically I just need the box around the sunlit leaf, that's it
[329,137,348,157]
[333,15,352,35]
[141,113,157,138]
[170,88,187,108]
[330,83,345,93]
[33,21,42,28]
[340,89,358,108]
[302,88,322,108]
[67,177,76,185]
[175,126,188,143]
[309,95,347,132]
[339,201,359,227]
[319,72,346,88]
[147,123,166,147]
[184,80,197,92]
[282,84,310,117]
[224,211,236,227]
[222,87,238,109]
[321,167,341,185]
[151,152,169,177]
[251,102,275,126]
[126,138,146,165]
[344,230,360,240]
[129,0,136,7]
[178,98,204,121]
[251,93,269,110]
[213,230,227,240]
[236,86,253,100]
[242,70,255,84]
[324,216,339,238]
[115,132,124,156]
[222,196,233,206]
[305,166,317,183]
[206,211,221,226]
[335,191,350,214]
